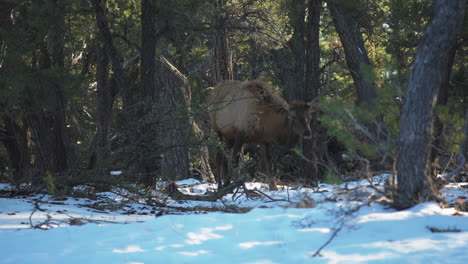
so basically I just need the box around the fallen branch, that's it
[440,153,465,181]
[166,177,247,202]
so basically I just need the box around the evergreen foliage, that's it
[0,0,466,202]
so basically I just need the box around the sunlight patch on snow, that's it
[112,245,146,254]
[170,244,184,248]
[155,246,166,251]
[176,178,201,185]
[214,224,233,231]
[357,211,413,224]
[255,214,303,222]
[297,227,331,233]
[244,260,280,264]
[365,233,468,253]
[155,243,185,251]
[239,241,284,249]
[174,223,185,229]
[321,250,395,264]
[185,225,232,245]
[178,249,209,256]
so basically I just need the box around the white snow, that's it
[0,176,467,264]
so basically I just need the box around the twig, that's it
[253,188,289,202]
[29,193,47,228]
[312,220,345,257]
[312,202,368,257]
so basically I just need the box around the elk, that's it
[206,80,318,190]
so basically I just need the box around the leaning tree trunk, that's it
[327,0,377,108]
[396,0,465,208]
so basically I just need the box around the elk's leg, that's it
[261,143,277,190]
[228,136,245,183]
[215,146,226,190]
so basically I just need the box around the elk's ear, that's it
[306,98,320,112]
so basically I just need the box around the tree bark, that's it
[272,0,306,101]
[211,0,233,85]
[141,0,156,100]
[48,0,68,172]
[305,0,321,101]
[91,0,133,124]
[302,0,323,184]
[432,45,457,160]
[156,61,191,181]
[396,0,465,207]
[95,40,111,167]
[327,0,377,108]
[160,56,215,183]
[0,116,30,183]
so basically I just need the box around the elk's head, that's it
[287,99,319,139]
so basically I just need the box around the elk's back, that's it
[206,81,258,138]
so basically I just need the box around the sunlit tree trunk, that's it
[396,0,465,208]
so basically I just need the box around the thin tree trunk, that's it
[327,0,377,108]
[302,0,323,184]
[272,0,306,101]
[49,0,68,172]
[211,0,233,85]
[396,0,465,208]
[141,0,156,100]
[432,45,457,160]
[91,0,133,124]
[305,0,321,101]
[96,41,111,167]
[1,116,30,183]
[462,108,468,160]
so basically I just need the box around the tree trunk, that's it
[160,56,215,183]
[272,0,306,101]
[48,0,68,173]
[432,45,457,160]
[305,0,321,101]
[462,108,468,160]
[302,0,323,184]
[95,40,112,168]
[0,116,30,183]
[327,0,377,108]
[141,0,156,100]
[396,0,465,208]
[91,0,133,124]
[156,61,191,181]
[211,0,233,85]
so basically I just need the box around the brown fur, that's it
[206,80,316,190]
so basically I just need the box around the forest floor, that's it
[0,175,467,264]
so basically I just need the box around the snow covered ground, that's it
[0,176,467,264]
